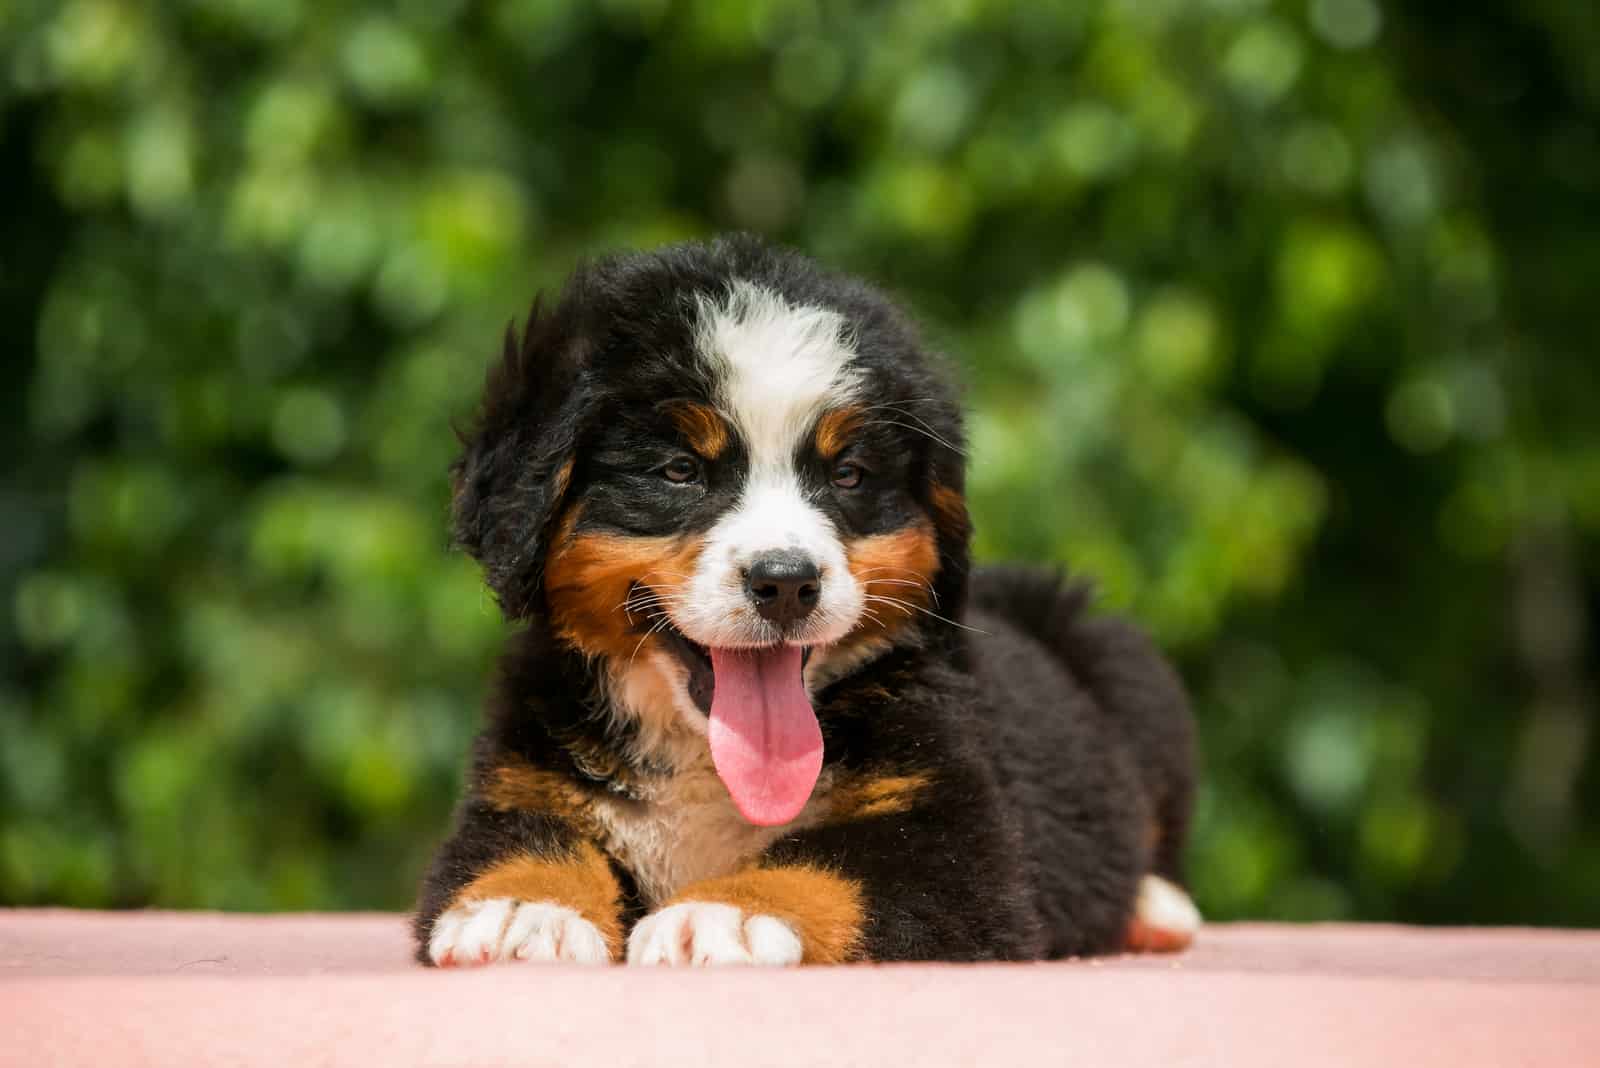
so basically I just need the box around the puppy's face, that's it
[454,240,968,819]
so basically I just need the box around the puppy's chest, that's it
[591,765,832,907]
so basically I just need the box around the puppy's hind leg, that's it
[1122,874,1201,953]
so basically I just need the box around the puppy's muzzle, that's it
[745,551,821,628]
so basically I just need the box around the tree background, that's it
[3,0,1596,924]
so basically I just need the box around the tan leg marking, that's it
[665,866,865,964]
[482,762,593,822]
[827,771,932,823]
[452,843,625,956]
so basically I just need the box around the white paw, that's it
[1124,875,1202,952]
[626,902,803,966]
[429,898,611,966]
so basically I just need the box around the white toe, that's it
[503,901,554,960]
[430,899,611,966]
[456,899,517,963]
[427,904,470,966]
[691,906,753,965]
[555,912,611,963]
[627,901,802,967]
[744,914,804,964]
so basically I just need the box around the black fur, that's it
[415,235,1195,963]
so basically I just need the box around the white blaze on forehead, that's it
[674,280,867,650]
[693,281,861,468]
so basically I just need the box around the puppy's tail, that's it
[967,565,1196,886]
[967,564,1096,649]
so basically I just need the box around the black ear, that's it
[922,408,972,629]
[451,296,588,620]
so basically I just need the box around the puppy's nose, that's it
[745,551,821,627]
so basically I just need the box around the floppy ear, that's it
[451,297,589,621]
[916,396,972,631]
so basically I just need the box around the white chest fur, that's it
[591,761,832,907]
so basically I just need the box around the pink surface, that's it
[3,910,1597,1066]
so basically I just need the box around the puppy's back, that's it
[963,566,1196,953]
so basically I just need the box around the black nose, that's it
[745,552,821,627]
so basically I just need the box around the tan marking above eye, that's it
[814,405,865,459]
[662,401,730,460]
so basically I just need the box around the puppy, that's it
[414,235,1199,965]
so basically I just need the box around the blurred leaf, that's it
[1,0,1596,925]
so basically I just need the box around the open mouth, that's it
[657,621,814,715]
[658,625,716,713]
[632,585,823,827]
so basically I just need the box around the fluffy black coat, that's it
[413,235,1195,963]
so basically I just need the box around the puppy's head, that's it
[453,236,968,823]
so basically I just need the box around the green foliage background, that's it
[3,0,1597,924]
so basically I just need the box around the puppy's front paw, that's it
[429,898,611,966]
[627,902,803,966]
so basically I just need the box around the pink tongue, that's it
[707,646,823,826]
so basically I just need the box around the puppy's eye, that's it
[661,456,701,484]
[832,461,864,489]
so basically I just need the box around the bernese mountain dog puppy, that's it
[414,235,1199,966]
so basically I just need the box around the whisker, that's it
[858,418,966,457]
[859,397,946,411]
[864,594,916,618]
[865,577,940,608]
[865,594,989,635]
[627,613,677,667]
[617,592,690,616]
[854,565,939,607]
[853,566,932,578]
[860,402,956,444]
[620,591,689,608]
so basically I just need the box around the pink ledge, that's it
[2,909,1596,1066]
